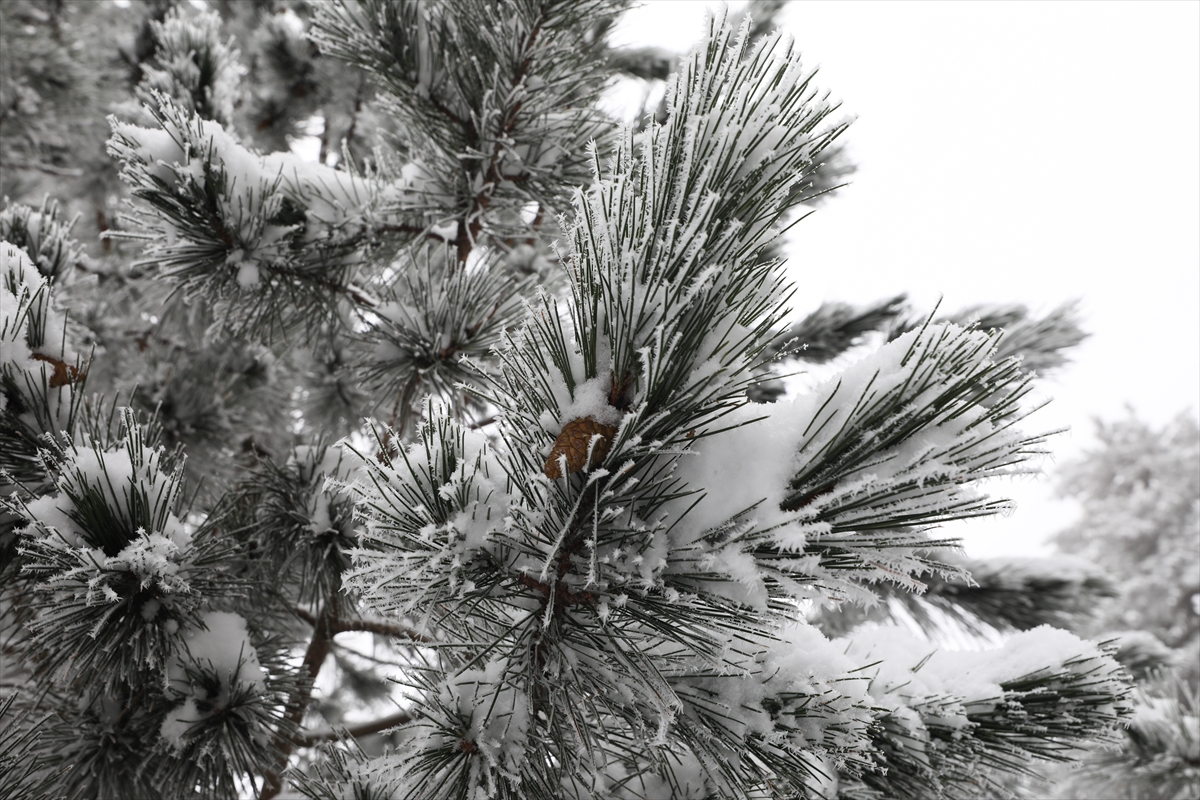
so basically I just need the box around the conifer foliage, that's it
[1,2,1129,798]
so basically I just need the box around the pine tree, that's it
[1052,412,1200,662]
[1043,412,1200,800]
[1,3,1131,799]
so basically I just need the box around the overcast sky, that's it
[609,1,1200,559]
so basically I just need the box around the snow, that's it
[552,375,624,429]
[109,107,436,286]
[1129,691,1200,753]
[1,241,76,379]
[177,611,266,692]
[235,261,260,288]
[842,623,1128,729]
[109,121,188,186]
[759,622,877,752]
[344,408,513,618]
[662,401,802,541]
[0,203,83,279]
[21,493,86,548]
[104,530,185,591]
[143,7,240,127]
[595,752,709,799]
[75,526,192,608]
[776,322,1041,539]
[161,611,266,749]
[768,623,870,699]
[62,438,187,546]
[159,698,203,749]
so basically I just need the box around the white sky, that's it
[610,1,1200,559]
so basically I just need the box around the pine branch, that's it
[680,320,1055,606]
[128,6,242,128]
[310,0,618,259]
[446,4,548,264]
[814,554,1118,639]
[840,626,1133,800]
[914,554,1116,635]
[343,11,863,796]
[356,243,529,418]
[764,293,908,365]
[0,694,59,800]
[107,96,430,341]
[0,198,86,281]
[4,410,233,693]
[297,709,414,747]
[294,606,433,643]
[889,300,1089,376]
[261,597,335,800]
[1055,673,1200,800]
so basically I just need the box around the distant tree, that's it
[1053,411,1200,667]
[1036,411,1200,800]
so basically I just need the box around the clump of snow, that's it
[1,242,77,386]
[760,622,875,748]
[344,406,512,619]
[439,658,529,782]
[842,623,1130,733]
[226,248,260,287]
[50,432,188,548]
[101,530,186,593]
[21,492,86,548]
[663,400,804,541]
[60,526,193,615]
[108,104,436,290]
[161,611,266,749]
[555,375,623,429]
[108,121,188,186]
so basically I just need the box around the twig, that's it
[468,415,497,430]
[294,607,434,643]
[261,598,337,800]
[332,617,434,643]
[451,17,544,264]
[292,607,319,627]
[296,709,414,747]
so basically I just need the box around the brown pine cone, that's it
[543,416,618,479]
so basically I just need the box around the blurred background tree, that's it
[1052,412,1199,671]
[1045,411,1200,800]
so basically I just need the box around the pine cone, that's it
[543,416,618,479]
